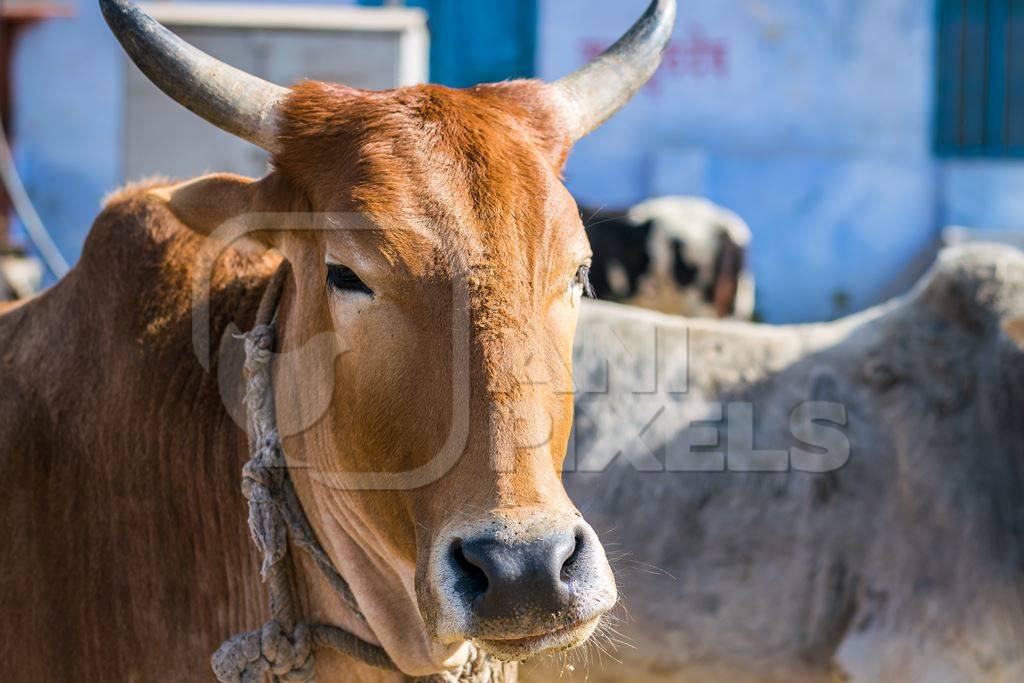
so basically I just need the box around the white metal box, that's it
[124,3,428,180]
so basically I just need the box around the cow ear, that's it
[1004,316,1024,351]
[148,173,287,247]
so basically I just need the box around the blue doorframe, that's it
[359,0,537,87]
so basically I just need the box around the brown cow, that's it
[0,0,675,680]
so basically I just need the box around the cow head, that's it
[102,0,675,673]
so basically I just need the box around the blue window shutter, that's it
[358,0,537,88]
[959,0,989,152]
[936,0,966,155]
[936,0,1023,157]
[1008,1,1024,151]
[986,0,1009,151]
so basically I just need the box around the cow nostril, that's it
[450,539,489,597]
[448,530,596,621]
[560,530,586,581]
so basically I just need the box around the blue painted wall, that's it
[11,0,122,267]
[11,0,1024,321]
[540,0,943,322]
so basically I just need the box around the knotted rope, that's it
[212,264,398,682]
[212,265,515,683]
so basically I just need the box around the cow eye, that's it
[326,263,373,296]
[574,264,596,299]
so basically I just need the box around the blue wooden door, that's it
[360,0,537,87]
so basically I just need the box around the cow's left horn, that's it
[553,0,676,141]
[100,0,287,152]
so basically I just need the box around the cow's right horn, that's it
[100,0,287,153]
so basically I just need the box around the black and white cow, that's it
[582,196,755,319]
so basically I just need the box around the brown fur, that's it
[0,184,280,680]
